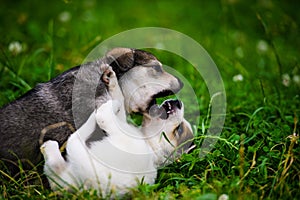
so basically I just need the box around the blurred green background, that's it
[1,0,299,106]
[0,0,299,199]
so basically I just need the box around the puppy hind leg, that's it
[40,140,67,176]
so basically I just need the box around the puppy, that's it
[0,48,183,173]
[40,66,193,197]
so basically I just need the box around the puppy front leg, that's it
[95,100,121,134]
[102,66,126,121]
[71,111,97,142]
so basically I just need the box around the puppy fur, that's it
[41,67,193,197]
[0,48,183,173]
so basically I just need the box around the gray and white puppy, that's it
[0,48,183,173]
[40,66,193,197]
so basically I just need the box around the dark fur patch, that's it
[0,48,160,175]
[107,49,158,79]
[85,125,108,147]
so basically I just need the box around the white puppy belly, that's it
[65,133,157,195]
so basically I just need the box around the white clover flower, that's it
[282,73,291,87]
[155,42,165,49]
[218,194,229,200]
[8,41,23,55]
[58,11,71,23]
[293,75,300,86]
[233,74,243,82]
[256,40,269,54]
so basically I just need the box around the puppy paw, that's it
[96,100,119,126]
[101,66,117,88]
[40,140,59,157]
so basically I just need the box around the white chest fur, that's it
[42,110,157,197]
[67,130,156,194]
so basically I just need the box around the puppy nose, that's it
[175,76,184,89]
[174,100,182,109]
[170,76,183,94]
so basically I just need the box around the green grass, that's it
[0,0,299,199]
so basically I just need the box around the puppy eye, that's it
[176,123,184,135]
[152,65,163,73]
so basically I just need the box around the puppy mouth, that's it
[146,76,183,112]
[149,99,182,120]
[147,89,179,111]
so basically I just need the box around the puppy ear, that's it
[133,49,158,65]
[105,48,135,76]
[105,48,158,78]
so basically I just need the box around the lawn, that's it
[0,0,299,199]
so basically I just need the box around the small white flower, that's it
[282,73,291,87]
[155,42,165,49]
[256,40,269,54]
[233,74,243,82]
[8,41,23,55]
[293,75,300,85]
[58,11,71,22]
[218,194,229,200]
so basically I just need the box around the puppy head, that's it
[105,48,183,114]
[142,100,194,166]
